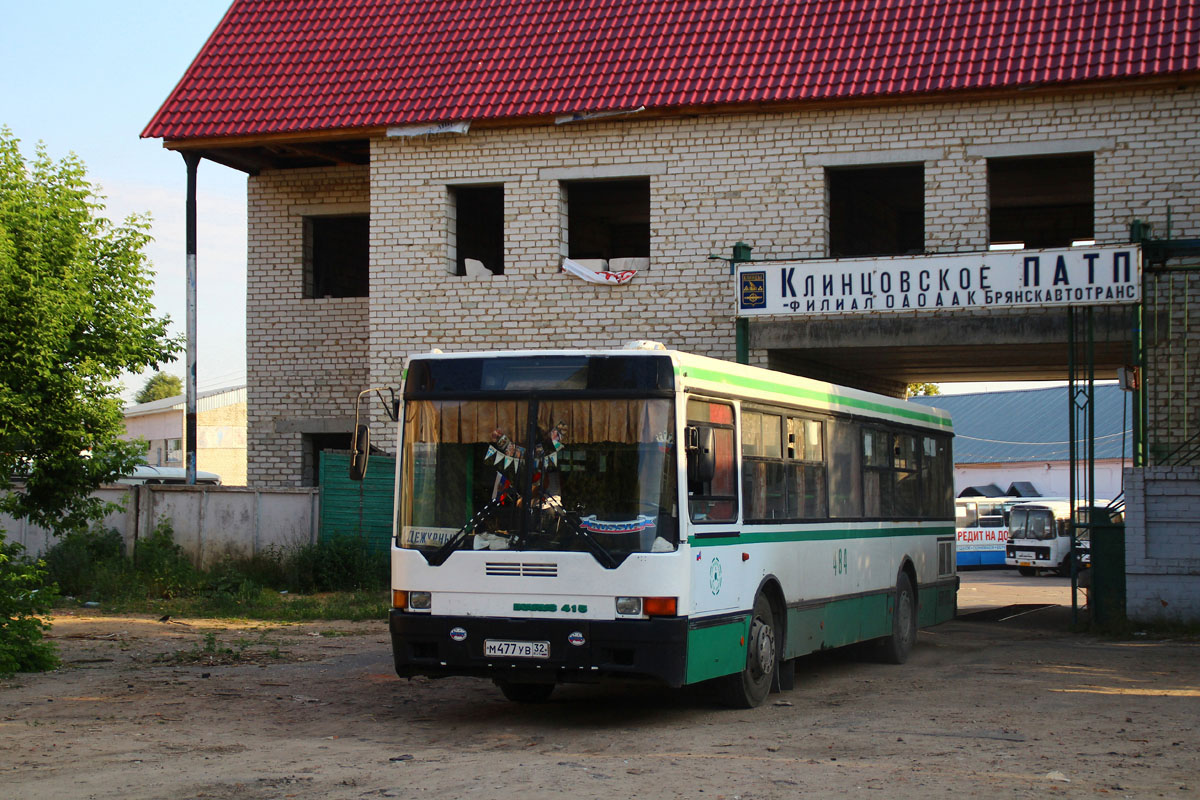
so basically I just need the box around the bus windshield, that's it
[1010,507,1056,540]
[399,397,678,565]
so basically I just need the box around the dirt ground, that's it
[3,573,1198,800]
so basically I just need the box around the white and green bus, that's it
[369,343,957,707]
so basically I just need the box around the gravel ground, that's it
[2,572,1198,800]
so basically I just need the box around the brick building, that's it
[145,0,1200,619]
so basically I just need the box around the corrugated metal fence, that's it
[318,452,396,553]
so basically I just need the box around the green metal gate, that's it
[319,451,395,554]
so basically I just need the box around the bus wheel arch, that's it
[899,558,919,616]
[718,584,782,708]
[756,577,795,693]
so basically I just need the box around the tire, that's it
[496,681,555,703]
[718,593,776,708]
[1055,554,1073,578]
[877,572,916,665]
[1018,566,1037,577]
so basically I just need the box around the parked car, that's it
[115,465,221,486]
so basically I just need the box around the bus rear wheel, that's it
[496,681,554,703]
[877,573,916,665]
[718,593,776,708]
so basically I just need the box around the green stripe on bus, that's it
[677,365,952,428]
[685,585,958,684]
[786,593,893,658]
[687,525,954,547]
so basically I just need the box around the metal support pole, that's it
[183,152,200,486]
[1067,306,1077,623]
[1087,307,1096,514]
[732,242,752,365]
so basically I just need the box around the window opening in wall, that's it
[303,432,351,487]
[827,164,924,258]
[166,438,182,465]
[451,185,504,276]
[566,179,650,261]
[988,154,1093,248]
[304,215,369,298]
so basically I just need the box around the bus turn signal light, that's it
[643,597,677,616]
[392,590,408,609]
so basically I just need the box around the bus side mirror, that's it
[685,425,716,485]
[349,424,370,481]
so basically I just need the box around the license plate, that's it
[1018,561,1033,567]
[484,639,550,659]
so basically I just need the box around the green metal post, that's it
[732,242,752,365]
[1067,306,1077,624]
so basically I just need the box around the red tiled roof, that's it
[144,0,1200,141]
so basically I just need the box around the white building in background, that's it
[121,386,248,486]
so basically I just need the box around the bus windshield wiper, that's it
[427,489,513,567]
[540,499,619,569]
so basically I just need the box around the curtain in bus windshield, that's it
[401,399,529,550]
[400,398,677,554]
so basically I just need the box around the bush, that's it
[286,537,389,593]
[0,532,60,675]
[133,520,200,598]
[40,521,387,603]
[40,526,126,599]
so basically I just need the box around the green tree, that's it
[0,129,182,532]
[0,538,59,676]
[135,372,183,404]
[906,382,941,398]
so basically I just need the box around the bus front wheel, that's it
[496,681,555,703]
[719,593,776,708]
[877,573,916,665]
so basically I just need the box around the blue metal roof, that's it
[909,384,1132,464]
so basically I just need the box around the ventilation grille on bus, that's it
[485,562,558,578]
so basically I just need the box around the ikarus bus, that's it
[352,343,958,707]
[954,497,1021,567]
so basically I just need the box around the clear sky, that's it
[1,1,247,400]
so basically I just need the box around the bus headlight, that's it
[409,591,432,610]
[615,596,642,616]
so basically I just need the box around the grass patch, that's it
[149,629,288,666]
[105,590,390,622]
[41,522,390,621]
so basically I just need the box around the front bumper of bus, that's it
[1006,543,1052,567]
[389,610,689,687]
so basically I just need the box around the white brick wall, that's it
[247,166,370,487]
[247,85,1200,486]
[1124,466,1200,622]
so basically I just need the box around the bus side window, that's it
[686,400,737,523]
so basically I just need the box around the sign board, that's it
[736,245,1141,317]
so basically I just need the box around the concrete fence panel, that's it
[1,485,319,569]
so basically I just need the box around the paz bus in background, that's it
[1005,499,1122,577]
[354,344,958,707]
